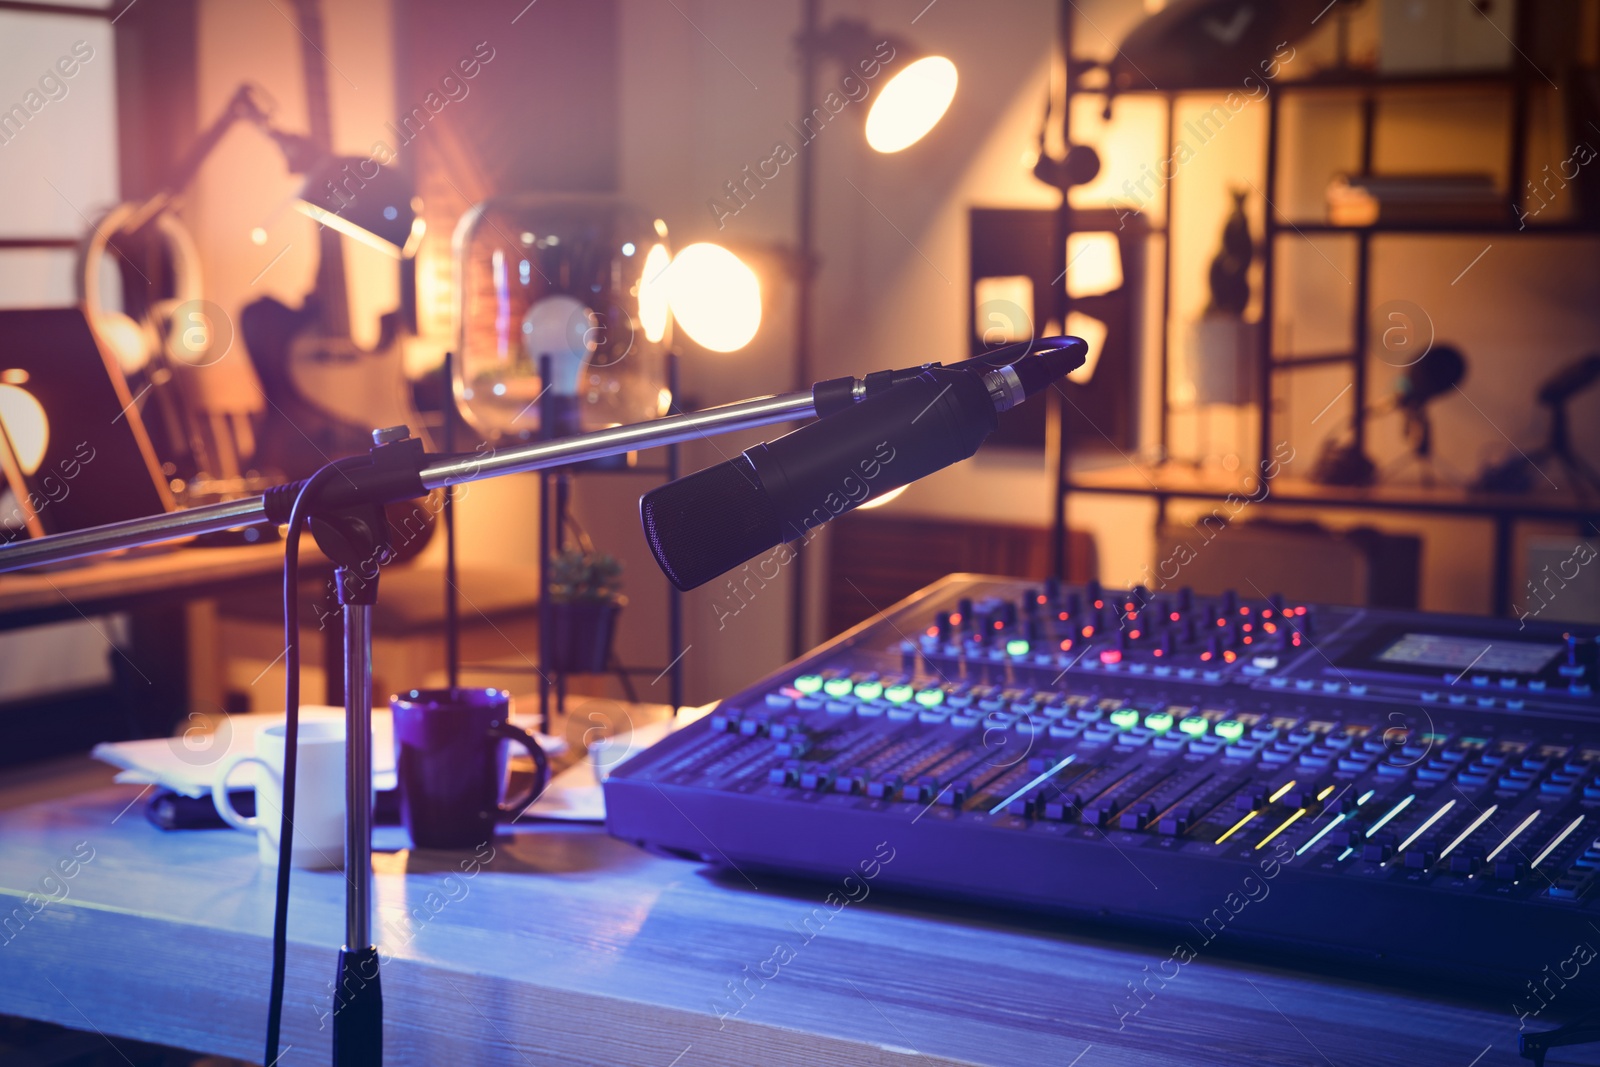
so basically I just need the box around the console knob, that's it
[958,598,975,624]
[1065,592,1082,616]
[1086,578,1103,604]
[1132,584,1151,609]
[1221,589,1238,615]
[1176,587,1194,612]
[1044,576,1061,601]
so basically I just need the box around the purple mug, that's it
[390,688,548,849]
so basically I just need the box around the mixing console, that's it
[605,575,1600,1007]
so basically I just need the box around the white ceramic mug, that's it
[212,720,346,869]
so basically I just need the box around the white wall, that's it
[0,6,124,702]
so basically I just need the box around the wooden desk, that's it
[0,542,296,630]
[1,781,1592,1067]
[0,543,334,743]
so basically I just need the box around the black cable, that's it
[264,458,362,1067]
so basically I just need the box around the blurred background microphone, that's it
[639,338,1087,591]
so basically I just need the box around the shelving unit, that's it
[1048,3,1600,613]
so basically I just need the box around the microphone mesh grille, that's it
[640,457,783,591]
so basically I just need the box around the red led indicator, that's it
[1129,630,1142,640]
[1169,611,1180,622]
[1153,648,1164,657]
[1239,606,1250,615]
[1093,599,1104,609]
[1223,650,1238,663]
[1242,636,1253,645]
[926,626,939,637]
[950,613,962,625]
[1058,611,1070,621]
[1200,651,1213,662]
[1059,639,1073,652]
[993,620,1004,630]
[1082,625,1096,638]
[1100,649,1122,665]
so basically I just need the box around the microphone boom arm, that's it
[0,388,821,573]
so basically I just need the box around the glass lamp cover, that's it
[452,195,671,439]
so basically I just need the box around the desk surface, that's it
[0,541,303,624]
[1,779,1594,1067]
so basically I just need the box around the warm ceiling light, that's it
[666,243,761,353]
[0,383,50,475]
[638,242,672,344]
[866,56,958,154]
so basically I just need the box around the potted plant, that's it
[546,549,625,673]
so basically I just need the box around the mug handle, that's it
[212,753,276,832]
[492,721,549,820]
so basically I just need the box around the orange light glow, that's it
[865,56,958,153]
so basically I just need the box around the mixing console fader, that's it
[604,575,1600,1007]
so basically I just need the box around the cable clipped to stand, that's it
[263,457,365,1067]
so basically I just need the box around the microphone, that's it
[639,337,1087,591]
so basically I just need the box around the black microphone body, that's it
[640,338,1088,592]
[642,365,994,591]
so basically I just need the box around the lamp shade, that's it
[865,55,958,153]
[296,156,425,258]
[452,195,672,439]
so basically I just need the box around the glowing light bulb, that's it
[665,243,761,352]
[521,294,597,395]
[865,56,958,153]
[0,383,50,474]
[638,242,671,344]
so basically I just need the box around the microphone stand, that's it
[0,388,818,1067]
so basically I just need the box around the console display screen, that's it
[1375,633,1562,676]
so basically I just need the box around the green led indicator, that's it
[1006,639,1030,657]
[853,680,884,701]
[914,688,945,708]
[1144,711,1175,733]
[794,674,824,694]
[1215,719,1245,742]
[885,684,914,704]
[1178,716,1209,738]
[1110,707,1141,730]
[823,677,855,698]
